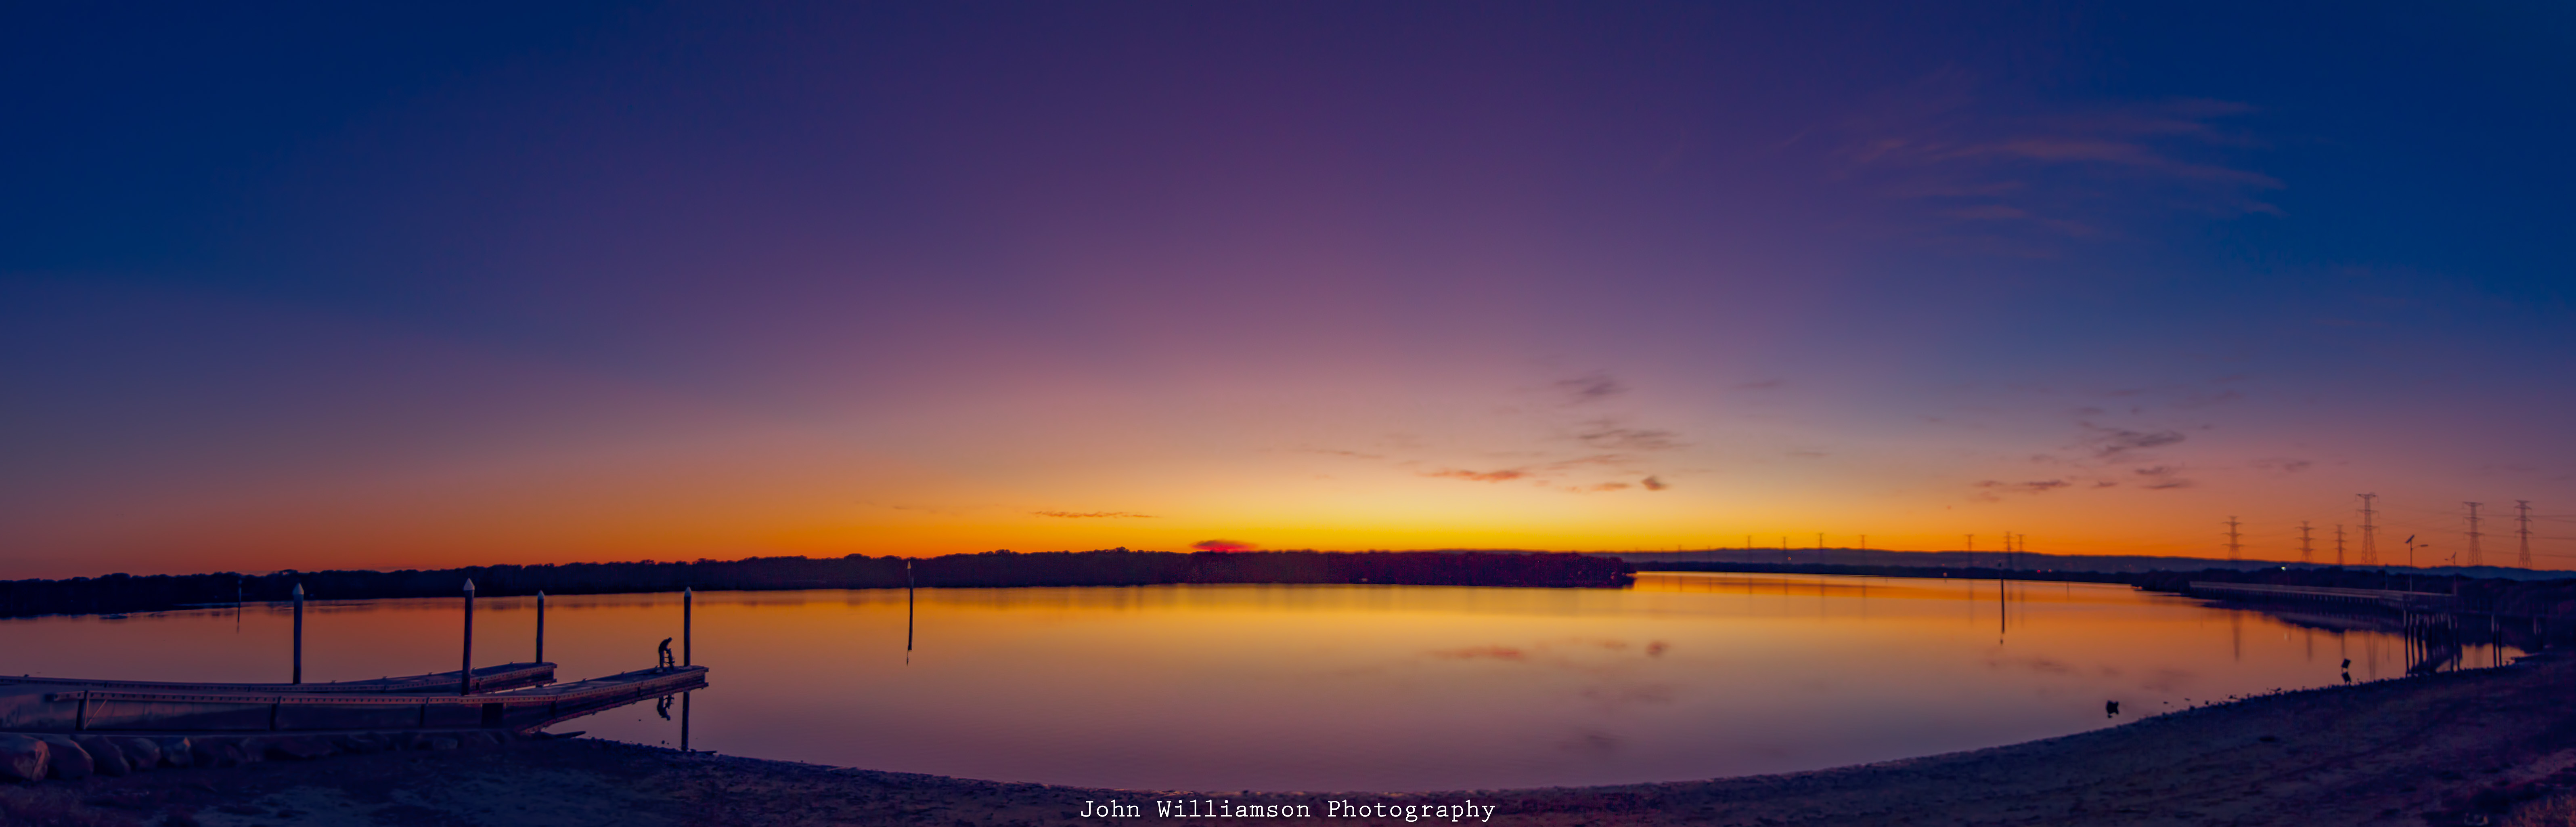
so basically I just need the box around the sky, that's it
[5,1,2574,579]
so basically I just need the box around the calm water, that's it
[0,573,2519,791]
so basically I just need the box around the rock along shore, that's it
[6,653,2574,827]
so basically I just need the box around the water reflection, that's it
[0,573,2525,791]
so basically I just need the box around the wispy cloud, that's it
[2251,457,2312,473]
[1430,646,1527,661]
[1975,479,2071,496]
[2134,465,2193,489]
[1555,372,1623,404]
[1426,468,1530,483]
[1577,424,1684,452]
[1832,71,2281,251]
[2081,422,2185,461]
[1033,510,1157,518]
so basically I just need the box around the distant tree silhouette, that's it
[0,550,1633,619]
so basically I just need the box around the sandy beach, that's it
[3,651,2569,827]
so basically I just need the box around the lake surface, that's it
[0,573,2519,791]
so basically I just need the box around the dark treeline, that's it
[1634,560,2576,620]
[0,550,1634,619]
[1631,561,2136,584]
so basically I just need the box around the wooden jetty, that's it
[0,663,707,735]
[0,579,708,787]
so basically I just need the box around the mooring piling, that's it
[680,586,694,753]
[535,590,547,664]
[292,582,305,684]
[461,579,477,695]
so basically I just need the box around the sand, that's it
[8,652,2574,827]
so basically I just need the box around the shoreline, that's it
[9,652,2574,826]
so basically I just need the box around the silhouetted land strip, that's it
[0,550,1633,619]
[11,653,2574,825]
[1632,560,2576,630]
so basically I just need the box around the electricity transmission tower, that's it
[2335,524,2346,567]
[2225,516,2243,561]
[2358,493,2379,566]
[2299,521,2313,564]
[2518,501,2534,568]
[2465,502,2484,567]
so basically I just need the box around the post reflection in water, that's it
[0,573,2529,792]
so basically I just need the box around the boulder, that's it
[232,737,267,763]
[73,735,130,776]
[155,737,192,768]
[460,730,501,748]
[421,736,459,751]
[264,736,336,760]
[117,737,160,769]
[35,735,91,779]
[335,734,387,754]
[0,735,49,783]
[191,738,243,768]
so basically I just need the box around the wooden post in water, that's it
[292,583,305,684]
[461,579,477,695]
[535,590,546,664]
[680,585,693,753]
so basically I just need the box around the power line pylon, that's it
[2335,524,2347,568]
[2518,500,2534,568]
[2225,516,2243,561]
[2358,493,2379,566]
[2465,502,2484,568]
[2298,521,2313,565]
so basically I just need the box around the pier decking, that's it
[0,663,554,695]
[0,664,706,734]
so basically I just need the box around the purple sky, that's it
[5,2,2574,577]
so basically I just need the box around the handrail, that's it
[44,666,703,707]
[0,662,555,694]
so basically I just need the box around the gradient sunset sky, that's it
[6,2,2573,579]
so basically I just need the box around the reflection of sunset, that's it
[0,576,2496,790]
